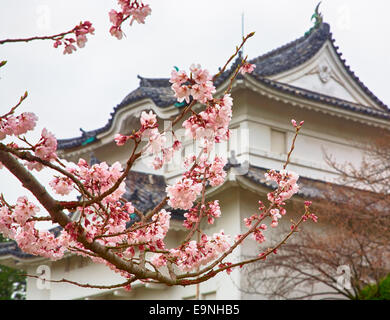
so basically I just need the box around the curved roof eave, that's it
[57,21,389,151]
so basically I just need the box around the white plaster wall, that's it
[289,75,356,103]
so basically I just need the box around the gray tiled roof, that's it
[248,22,389,113]
[57,22,389,151]
[0,241,35,259]
[249,23,329,77]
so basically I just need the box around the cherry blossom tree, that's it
[0,1,318,293]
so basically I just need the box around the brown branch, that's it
[0,29,74,45]
[213,32,255,82]
[22,274,135,290]
[0,91,28,118]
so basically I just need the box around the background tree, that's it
[0,234,26,300]
[241,134,390,300]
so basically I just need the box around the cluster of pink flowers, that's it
[139,111,181,170]
[115,110,181,170]
[152,231,231,271]
[54,21,95,55]
[33,128,57,162]
[13,196,40,225]
[302,212,318,223]
[0,112,38,140]
[109,1,152,39]
[218,262,233,275]
[302,201,318,223]
[66,159,126,203]
[49,176,74,196]
[265,169,300,204]
[0,207,16,239]
[237,170,298,234]
[269,208,283,228]
[239,62,256,75]
[243,210,268,244]
[205,200,221,225]
[182,94,233,146]
[15,222,69,259]
[182,200,221,229]
[252,223,267,244]
[49,158,172,252]
[48,159,130,246]
[182,206,199,229]
[170,64,216,104]
[166,178,203,210]
[152,139,182,170]
[166,155,226,211]
[208,156,227,186]
[80,203,131,244]
[0,197,70,259]
[21,128,58,171]
[130,209,171,244]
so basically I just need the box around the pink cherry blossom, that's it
[167,231,231,271]
[206,200,221,224]
[109,1,151,39]
[63,43,77,55]
[170,65,216,105]
[239,63,256,75]
[14,112,38,135]
[34,128,57,161]
[172,83,191,104]
[170,69,188,85]
[150,253,167,267]
[145,132,166,155]
[140,110,157,128]
[0,206,15,238]
[25,161,44,172]
[13,196,40,225]
[129,4,152,25]
[109,9,123,26]
[76,34,88,48]
[52,21,95,54]
[0,112,38,138]
[166,178,203,210]
[114,133,130,146]
[49,176,74,196]
[110,26,123,40]
[265,169,300,204]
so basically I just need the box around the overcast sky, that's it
[1,0,390,204]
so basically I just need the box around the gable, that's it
[269,40,383,111]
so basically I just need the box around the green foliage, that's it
[0,234,26,300]
[359,274,390,300]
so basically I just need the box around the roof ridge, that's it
[137,75,171,88]
[250,22,330,66]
